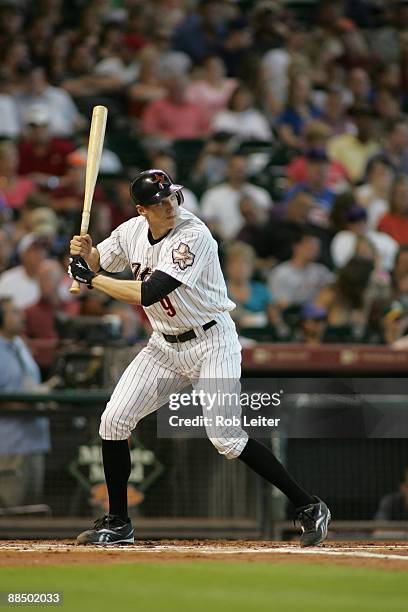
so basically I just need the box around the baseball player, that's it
[69,169,331,546]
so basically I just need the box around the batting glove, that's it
[68,255,96,289]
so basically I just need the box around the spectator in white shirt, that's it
[268,232,334,310]
[212,84,272,142]
[201,154,272,241]
[0,234,48,309]
[355,156,394,230]
[15,65,81,137]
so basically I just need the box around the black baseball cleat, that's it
[294,496,331,547]
[76,515,135,545]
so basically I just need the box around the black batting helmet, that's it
[130,169,184,208]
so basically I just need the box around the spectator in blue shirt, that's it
[277,73,321,150]
[0,297,50,509]
[283,148,336,227]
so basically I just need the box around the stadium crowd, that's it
[1,0,408,354]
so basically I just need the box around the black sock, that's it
[239,438,314,508]
[102,439,131,521]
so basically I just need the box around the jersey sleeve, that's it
[155,230,216,289]
[97,225,128,273]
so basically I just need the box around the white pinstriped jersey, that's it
[97,208,235,334]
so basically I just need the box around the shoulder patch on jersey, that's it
[172,242,195,270]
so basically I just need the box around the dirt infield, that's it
[1,540,408,571]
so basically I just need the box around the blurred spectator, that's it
[381,301,408,346]
[192,131,233,188]
[355,156,394,229]
[141,74,210,142]
[328,107,380,182]
[262,191,315,262]
[286,121,350,190]
[219,16,254,79]
[320,87,354,136]
[173,0,226,64]
[186,56,237,119]
[0,228,12,274]
[127,48,166,119]
[374,468,408,520]
[378,174,408,245]
[0,234,48,309]
[74,130,122,176]
[225,241,279,338]
[331,205,398,272]
[106,302,143,345]
[0,297,50,509]
[151,27,192,78]
[377,117,408,175]
[277,73,321,150]
[343,67,372,108]
[201,154,272,241]
[211,83,272,141]
[0,140,36,211]
[15,65,81,137]
[374,88,401,123]
[235,193,271,259]
[0,72,20,138]
[268,232,334,310]
[93,36,140,88]
[18,104,75,186]
[392,245,408,307]
[283,148,336,227]
[261,24,307,111]
[297,303,328,345]
[315,256,387,342]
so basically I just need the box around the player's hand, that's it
[70,234,93,258]
[68,255,96,289]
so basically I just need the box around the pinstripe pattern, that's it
[98,207,248,459]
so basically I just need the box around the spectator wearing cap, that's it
[286,121,350,190]
[378,174,408,245]
[211,83,272,142]
[186,56,237,119]
[355,156,394,230]
[283,148,336,227]
[296,303,328,344]
[268,232,334,311]
[201,154,272,242]
[15,65,81,137]
[0,140,36,211]
[328,107,380,181]
[330,205,398,272]
[141,74,210,142]
[0,234,48,309]
[18,104,75,187]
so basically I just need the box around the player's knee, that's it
[209,436,248,460]
[99,408,131,441]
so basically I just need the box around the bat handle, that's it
[69,214,91,294]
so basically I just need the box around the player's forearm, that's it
[92,275,142,305]
[86,247,101,273]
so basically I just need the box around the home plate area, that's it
[2,541,408,570]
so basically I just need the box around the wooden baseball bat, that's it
[69,105,108,294]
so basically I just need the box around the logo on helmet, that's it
[152,173,167,190]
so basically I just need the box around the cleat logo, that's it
[172,243,195,270]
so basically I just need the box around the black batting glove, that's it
[68,255,96,289]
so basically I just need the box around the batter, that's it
[68,169,330,547]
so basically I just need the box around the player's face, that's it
[140,193,180,232]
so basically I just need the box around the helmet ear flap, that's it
[176,191,184,206]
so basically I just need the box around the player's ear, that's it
[135,204,146,216]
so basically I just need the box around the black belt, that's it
[163,320,217,343]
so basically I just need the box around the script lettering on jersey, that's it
[131,262,177,317]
